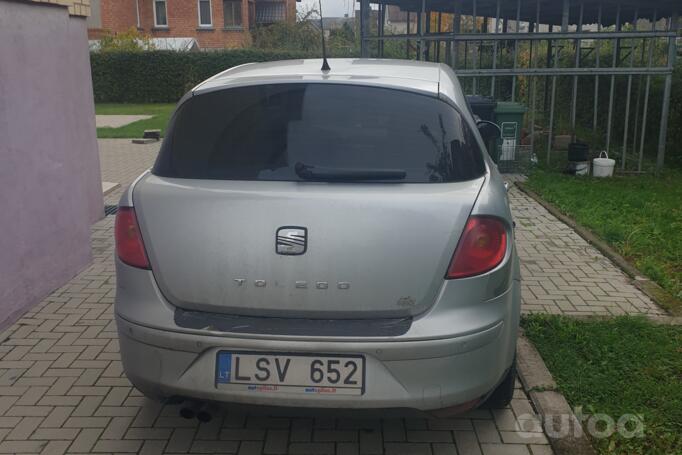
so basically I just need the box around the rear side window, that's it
[153,83,486,183]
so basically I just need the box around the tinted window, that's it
[154,84,486,183]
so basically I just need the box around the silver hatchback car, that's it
[115,58,520,416]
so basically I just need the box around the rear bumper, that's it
[116,278,519,412]
[117,315,511,411]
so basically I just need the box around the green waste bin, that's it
[494,102,527,163]
[466,95,497,122]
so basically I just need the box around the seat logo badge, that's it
[276,227,307,255]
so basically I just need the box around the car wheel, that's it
[481,357,516,409]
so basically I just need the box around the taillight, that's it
[115,207,150,269]
[446,216,507,279]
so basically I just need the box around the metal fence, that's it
[495,144,536,174]
[358,0,680,173]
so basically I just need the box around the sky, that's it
[298,0,355,19]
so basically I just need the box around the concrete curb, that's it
[515,182,681,317]
[568,313,682,326]
[102,181,120,196]
[516,335,598,455]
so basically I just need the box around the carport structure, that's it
[358,0,680,173]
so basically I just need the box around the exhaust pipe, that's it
[179,407,196,419]
[179,401,202,420]
[197,410,212,423]
[179,401,212,422]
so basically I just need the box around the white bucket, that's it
[593,151,615,177]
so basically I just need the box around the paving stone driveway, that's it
[95,116,153,129]
[0,140,663,455]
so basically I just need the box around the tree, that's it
[98,28,154,53]
[252,8,322,53]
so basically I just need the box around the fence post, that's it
[655,12,680,175]
[360,0,370,58]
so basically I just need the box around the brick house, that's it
[87,0,299,49]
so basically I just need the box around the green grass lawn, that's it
[96,103,176,138]
[523,315,682,454]
[524,170,682,300]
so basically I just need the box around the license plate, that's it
[215,351,365,395]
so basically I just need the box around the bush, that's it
[98,28,154,52]
[90,49,314,103]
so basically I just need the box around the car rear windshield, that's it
[153,83,486,183]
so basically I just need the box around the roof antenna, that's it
[318,0,331,71]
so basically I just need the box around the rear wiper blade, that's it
[294,162,406,181]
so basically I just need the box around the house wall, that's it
[101,0,138,34]
[137,0,252,48]
[286,0,296,24]
[90,0,298,49]
[0,0,103,329]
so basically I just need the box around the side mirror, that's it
[477,120,501,142]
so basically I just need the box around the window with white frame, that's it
[154,0,168,27]
[223,0,242,28]
[198,0,213,27]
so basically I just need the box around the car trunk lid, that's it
[134,175,484,319]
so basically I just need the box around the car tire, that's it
[481,357,516,409]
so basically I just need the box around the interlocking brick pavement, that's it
[98,139,160,206]
[0,225,552,455]
[0,139,663,454]
[510,185,664,316]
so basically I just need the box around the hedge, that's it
[90,49,314,103]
